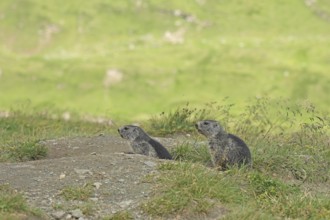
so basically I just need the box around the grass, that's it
[54,184,96,217]
[143,163,330,219]
[148,104,211,135]
[0,0,330,120]
[149,98,329,183]
[0,184,44,219]
[0,108,115,162]
[148,101,233,135]
[60,183,94,201]
[142,162,247,216]
[75,202,96,216]
[103,211,134,220]
[140,99,330,219]
[2,140,47,162]
[170,142,211,165]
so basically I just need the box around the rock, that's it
[59,173,66,179]
[90,197,98,202]
[144,161,157,168]
[51,211,66,219]
[71,209,84,218]
[118,200,133,208]
[93,182,102,189]
[74,169,93,175]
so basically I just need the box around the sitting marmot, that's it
[118,125,172,160]
[195,120,252,170]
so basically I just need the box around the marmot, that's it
[118,125,172,160]
[195,120,252,170]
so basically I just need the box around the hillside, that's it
[0,0,329,120]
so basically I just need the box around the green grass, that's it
[0,184,44,219]
[147,101,233,135]
[141,99,329,219]
[148,103,214,135]
[143,163,330,219]
[0,0,330,120]
[74,202,96,216]
[142,162,246,216]
[147,98,329,184]
[170,142,211,165]
[0,109,115,162]
[60,183,94,201]
[2,140,47,162]
[103,211,134,220]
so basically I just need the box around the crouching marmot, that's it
[195,120,252,170]
[118,125,172,160]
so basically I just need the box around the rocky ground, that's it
[0,135,183,220]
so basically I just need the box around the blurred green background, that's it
[0,0,329,121]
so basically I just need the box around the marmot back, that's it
[195,120,251,170]
[118,125,172,160]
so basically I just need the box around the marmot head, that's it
[195,120,226,138]
[118,125,145,141]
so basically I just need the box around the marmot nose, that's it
[117,128,121,133]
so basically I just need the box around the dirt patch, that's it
[41,134,179,160]
[41,135,131,159]
[0,153,159,219]
[1,135,209,220]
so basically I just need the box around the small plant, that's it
[0,184,43,218]
[147,103,219,136]
[104,211,134,220]
[5,140,47,161]
[76,202,96,216]
[0,184,29,213]
[248,172,298,199]
[60,183,94,201]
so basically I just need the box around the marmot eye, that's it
[124,126,129,130]
[203,121,209,125]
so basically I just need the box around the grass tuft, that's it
[2,140,47,162]
[0,184,29,213]
[103,211,134,220]
[60,183,94,201]
[0,184,43,218]
[148,102,232,135]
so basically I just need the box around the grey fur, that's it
[118,125,172,160]
[195,120,252,170]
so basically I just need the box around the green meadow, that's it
[0,0,329,120]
